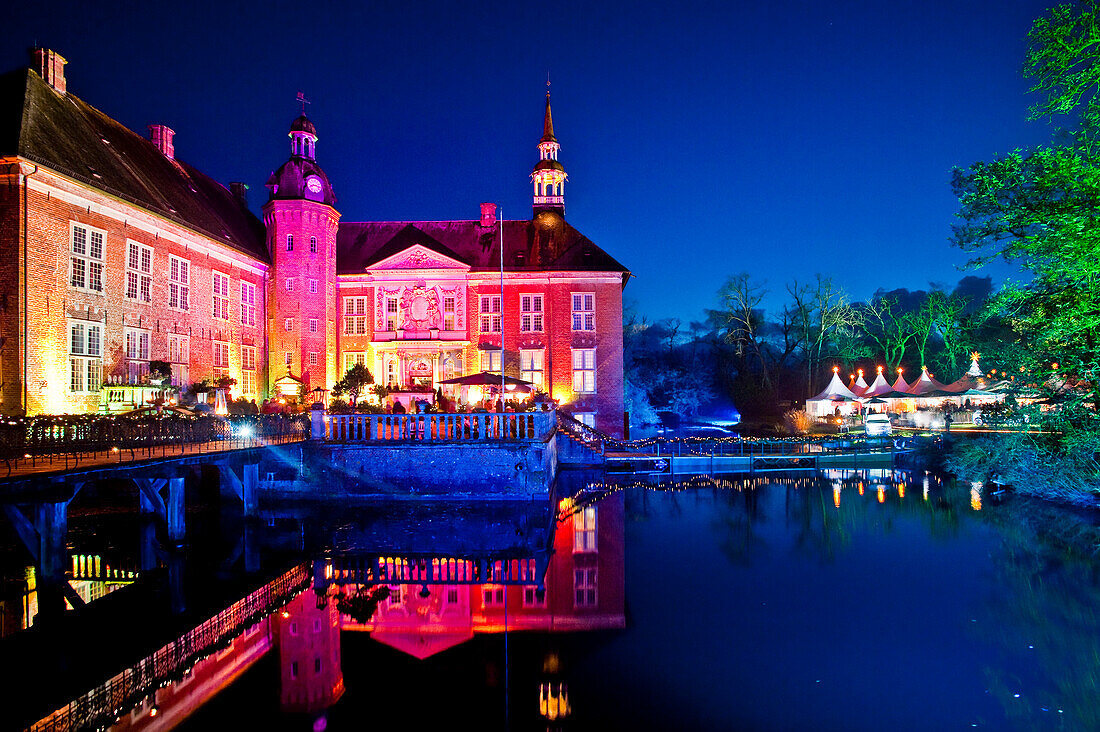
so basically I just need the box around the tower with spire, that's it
[263,106,341,396]
[531,91,567,216]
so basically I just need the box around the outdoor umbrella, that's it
[438,372,535,393]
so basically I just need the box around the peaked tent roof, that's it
[0,68,266,260]
[892,372,911,393]
[862,370,893,398]
[808,371,861,402]
[907,367,950,396]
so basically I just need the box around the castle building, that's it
[0,50,630,435]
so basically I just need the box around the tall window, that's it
[479,295,502,333]
[124,327,150,382]
[310,236,317,253]
[70,223,105,293]
[213,341,230,380]
[212,271,230,320]
[240,282,256,326]
[285,278,294,292]
[571,293,595,331]
[168,334,189,386]
[574,567,597,607]
[69,321,102,393]
[286,234,294,252]
[285,351,293,366]
[443,295,456,330]
[344,352,366,373]
[309,279,318,294]
[520,349,544,386]
[125,242,152,302]
[520,294,543,332]
[309,318,318,333]
[169,256,190,310]
[482,586,505,607]
[284,318,294,332]
[523,586,547,608]
[242,345,256,397]
[344,297,367,335]
[386,296,399,331]
[573,506,597,552]
[309,352,318,366]
[481,350,502,373]
[572,348,596,393]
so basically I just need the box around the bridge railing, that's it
[319,411,555,443]
[0,413,309,475]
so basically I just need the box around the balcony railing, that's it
[321,411,555,443]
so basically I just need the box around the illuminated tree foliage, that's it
[952,1,1100,393]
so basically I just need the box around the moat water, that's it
[4,468,1100,730]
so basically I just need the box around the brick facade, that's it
[1,53,629,436]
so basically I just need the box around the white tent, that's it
[862,367,893,398]
[907,367,949,396]
[807,369,862,417]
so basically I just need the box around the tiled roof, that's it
[336,214,630,282]
[0,68,267,260]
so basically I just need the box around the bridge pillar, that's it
[34,501,68,624]
[167,477,185,545]
[311,406,325,440]
[242,463,259,517]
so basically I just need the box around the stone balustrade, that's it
[313,409,555,443]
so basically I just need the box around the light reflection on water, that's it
[4,470,1100,731]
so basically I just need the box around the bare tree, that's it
[861,295,913,370]
[717,273,771,390]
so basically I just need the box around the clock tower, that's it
[263,113,341,398]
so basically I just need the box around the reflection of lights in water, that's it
[970,482,983,511]
[898,483,905,499]
[877,486,885,503]
[858,482,865,496]
[923,474,930,501]
[539,682,570,720]
[833,486,841,508]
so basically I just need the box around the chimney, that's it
[230,182,248,206]
[148,125,175,160]
[30,48,67,94]
[480,202,497,228]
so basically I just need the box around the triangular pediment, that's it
[370,243,470,271]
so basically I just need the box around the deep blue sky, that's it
[10,1,1058,324]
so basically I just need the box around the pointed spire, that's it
[541,91,557,144]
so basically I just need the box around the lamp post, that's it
[311,386,328,409]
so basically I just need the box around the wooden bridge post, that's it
[167,477,185,545]
[242,463,259,517]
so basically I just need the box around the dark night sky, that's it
[9,0,1058,324]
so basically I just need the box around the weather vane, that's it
[296,91,311,116]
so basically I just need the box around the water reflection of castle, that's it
[276,491,624,717]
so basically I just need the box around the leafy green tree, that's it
[952,0,1100,397]
[860,295,913,371]
[332,363,374,406]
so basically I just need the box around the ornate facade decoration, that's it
[399,285,440,330]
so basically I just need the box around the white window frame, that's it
[573,505,597,552]
[286,234,294,252]
[169,255,190,311]
[167,334,189,386]
[68,320,102,393]
[212,270,230,321]
[343,352,366,373]
[520,294,543,332]
[385,296,399,331]
[571,292,595,332]
[309,318,318,333]
[240,281,257,327]
[344,297,367,335]
[572,348,596,393]
[69,222,105,294]
[574,566,597,607]
[520,349,544,387]
[309,279,318,294]
[241,345,257,397]
[284,317,294,332]
[212,341,230,380]
[443,295,456,331]
[123,327,151,382]
[479,294,502,333]
[125,241,153,303]
[480,350,502,373]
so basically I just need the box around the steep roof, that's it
[336,215,630,280]
[0,68,266,260]
[807,371,860,403]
